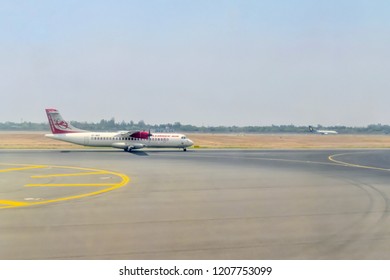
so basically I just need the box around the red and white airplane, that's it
[45,108,194,152]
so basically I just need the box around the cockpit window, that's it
[181,136,186,139]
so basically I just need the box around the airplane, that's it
[45,108,194,152]
[309,126,338,135]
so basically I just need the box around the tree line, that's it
[1,119,390,134]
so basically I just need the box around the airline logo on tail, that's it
[55,120,70,129]
[46,108,84,134]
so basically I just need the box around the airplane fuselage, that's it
[309,126,338,135]
[45,132,193,150]
[316,130,338,135]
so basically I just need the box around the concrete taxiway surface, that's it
[1,149,390,259]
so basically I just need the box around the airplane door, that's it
[84,136,90,145]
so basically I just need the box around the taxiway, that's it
[1,149,390,259]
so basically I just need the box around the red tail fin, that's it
[45,108,84,134]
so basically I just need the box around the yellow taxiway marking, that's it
[0,163,130,209]
[0,200,29,206]
[25,183,117,187]
[329,152,390,172]
[0,165,47,173]
[31,171,106,178]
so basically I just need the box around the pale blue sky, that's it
[1,1,390,126]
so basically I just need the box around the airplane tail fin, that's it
[45,108,85,134]
[309,126,315,133]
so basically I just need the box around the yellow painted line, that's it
[25,183,117,187]
[189,153,342,167]
[328,153,390,172]
[0,165,47,173]
[0,163,130,210]
[31,171,106,178]
[0,200,29,206]
[26,169,129,207]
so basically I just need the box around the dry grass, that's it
[188,133,390,149]
[0,132,82,149]
[1,131,390,149]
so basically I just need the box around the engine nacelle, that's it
[130,131,152,139]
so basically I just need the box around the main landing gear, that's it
[183,148,187,152]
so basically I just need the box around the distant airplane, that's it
[309,126,338,135]
[45,109,194,152]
